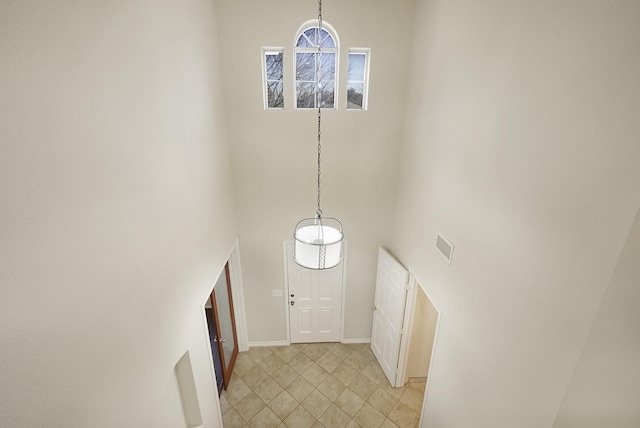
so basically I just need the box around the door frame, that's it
[283,240,348,344]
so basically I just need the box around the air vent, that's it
[435,234,454,264]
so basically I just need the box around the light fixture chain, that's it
[316,0,323,218]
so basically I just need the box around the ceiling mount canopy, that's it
[293,0,344,270]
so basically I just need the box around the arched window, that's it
[294,21,339,109]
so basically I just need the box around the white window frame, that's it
[261,47,285,110]
[293,20,340,110]
[346,48,371,111]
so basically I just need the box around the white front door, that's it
[286,243,343,343]
[371,247,409,386]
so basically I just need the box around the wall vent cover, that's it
[435,234,454,264]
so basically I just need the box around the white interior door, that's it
[286,243,343,343]
[371,247,410,386]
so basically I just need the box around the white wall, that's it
[553,208,640,428]
[393,0,640,427]
[0,0,235,426]
[214,0,415,342]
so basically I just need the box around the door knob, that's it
[221,339,226,343]
[291,294,295,297]
[372,305,377,310]
[291,301,295,306]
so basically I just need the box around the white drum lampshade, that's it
[294,216,343,270]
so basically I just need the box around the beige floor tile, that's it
[344,351,373,371]
[366,388,397,417]
[285,376,315,402]
[290,343,308,352]
[225,377,252,405]
[353,402,385,428]
[328,342,355,360]
[317,350,342,373]
[349,350,373,369]
[222,407,247,428]
[333,363,360,386]
[361,361,388,385]
[268,390,299,421]
[242,365,270,390]
[408,379,427,393]
[253,377,283,403]
[350,374,378,400]
[376,381,405,400]
[284,405,317,428]
[287,352,314,374]
[318,403,352,428]
[249,407,281,428]
[272,365,299,388]
[317,374,347,401]
[220,392,232,415]
[301,343,328,360]
[335,388,365,417]
[301,389,332,419]
[388,401,420,427]
[259,353,286,373]
[399,386,424,413]
[302,363,329,386]
[273,345,300,362]
[236,392,267,423]
[380,418,400,428]
[234,353,257,377]
[354,343,373,354]
[247,347,274,364]
[225,345,424,428]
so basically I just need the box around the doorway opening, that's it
[402,280,439,384]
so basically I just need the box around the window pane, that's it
[319,53,335,80]
[320,82,335,108]
[304,28,317,45]
[347,83,364,109]
[267,82,284,108]
[297,31,314,47]
[296,53,315,81]
[296,82,316,108]
[348,53,365,81]
[266,53,283,80]
[319,29,335,48]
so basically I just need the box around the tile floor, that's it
[220,342,424,428]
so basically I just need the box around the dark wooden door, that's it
[204,304,224,395]
[209,262,238,390]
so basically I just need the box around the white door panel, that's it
[287,243,343,343]
[371,247,409,386]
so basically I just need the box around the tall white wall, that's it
[214,0,415,342]
[393,0,640,427]
[0,1,235,426]
[553,209,640,428]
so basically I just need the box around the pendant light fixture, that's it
[293,0,344,270]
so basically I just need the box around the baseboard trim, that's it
[341,338,371,344]
[248,340,289,348]
[248,338,370,347]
